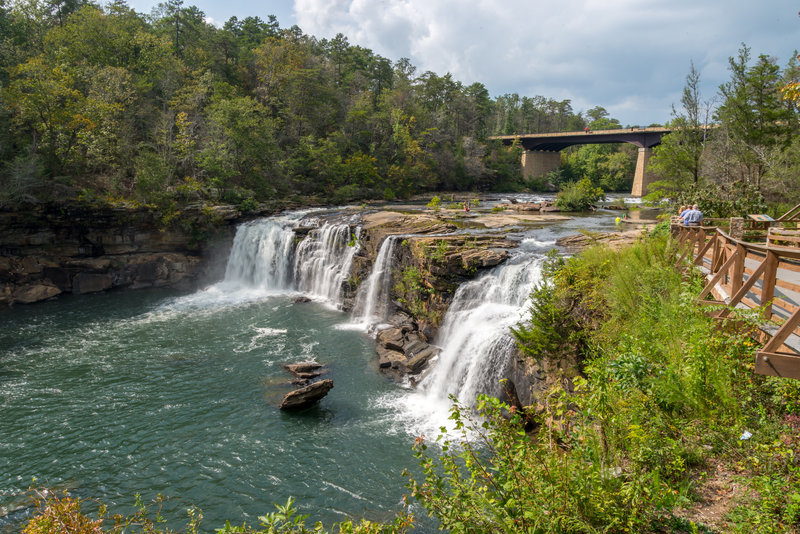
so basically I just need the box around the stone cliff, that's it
[0,203,243,306]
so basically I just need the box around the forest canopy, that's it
[0,0,606,208]
[1,1,797,212]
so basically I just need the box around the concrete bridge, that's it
[490,127,672,197]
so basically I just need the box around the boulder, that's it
[279,379,334,410]
[284,362,323,375]
[407,345,440,373]
[508,202,541,212]
[376,345,406,369]
[404,339,428,357]
[376,327,405,352]
[13,283,61,304]
[540,206,561,213]
[292,296,312,303]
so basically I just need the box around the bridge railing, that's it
[671,221,800,378]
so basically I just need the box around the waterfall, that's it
[220,215,359,307]
[351,236,398,327]
[419,255,544,404]
[223,218,296,289]
[294,223,360,305]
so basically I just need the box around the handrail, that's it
[711,227,800,260]
[672,220,800,379]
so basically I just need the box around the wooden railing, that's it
[672,221,800,379]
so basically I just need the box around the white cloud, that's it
[294,0,798,127]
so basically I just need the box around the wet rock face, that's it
[0,204,236,306]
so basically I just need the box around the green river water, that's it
[0,286,417,530]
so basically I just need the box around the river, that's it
[0,197,638,531]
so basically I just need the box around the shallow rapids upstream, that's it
[0,204,622,531]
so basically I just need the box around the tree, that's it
[4,57,93,175]
[649,62,710,197]
[715,44,796,188]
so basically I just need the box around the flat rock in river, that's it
[284,362,323,375]
[376,345,406,369]
[279,379,334,410]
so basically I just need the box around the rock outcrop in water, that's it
[284,362,326,385]
[373,312,441,380]
[279,379,334,410]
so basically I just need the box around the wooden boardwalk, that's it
[673,220,800,379]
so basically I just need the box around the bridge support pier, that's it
[631,147,656,197]
[521,150,561,180]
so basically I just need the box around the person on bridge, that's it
[683,204,704,226]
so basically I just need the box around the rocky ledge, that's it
[555,229,646,251]
[374,311,441,381]
[0,203,241,306]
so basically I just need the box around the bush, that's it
[24,489,412,534]
[426,195,442,211]
[407,395,671,532]
[673,181,767,218]
[555,178,605,211]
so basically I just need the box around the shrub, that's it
[426,195,442,211]
[672,181,767,218]
[555,178,605,211]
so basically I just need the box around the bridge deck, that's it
[490,127,671,151]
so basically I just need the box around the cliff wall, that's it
[0,203,242,306]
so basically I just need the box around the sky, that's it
[123,0,799,128]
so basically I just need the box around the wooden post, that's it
[762,250,779,319]
[729,217,745,240]
[711,234,722,273]
[731,244,745,295]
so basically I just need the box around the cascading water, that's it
[223,218,296,290]
[218,214,359,307]
[393,251,548,431]
[351,236,397,327]
[421,255,544,403]
[294,223,360,306]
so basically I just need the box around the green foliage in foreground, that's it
[23,490,412,534]
[23,233,800,533]
[504,232,800,531]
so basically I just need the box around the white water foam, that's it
[394,254,545,435]
[351,236,398,329]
